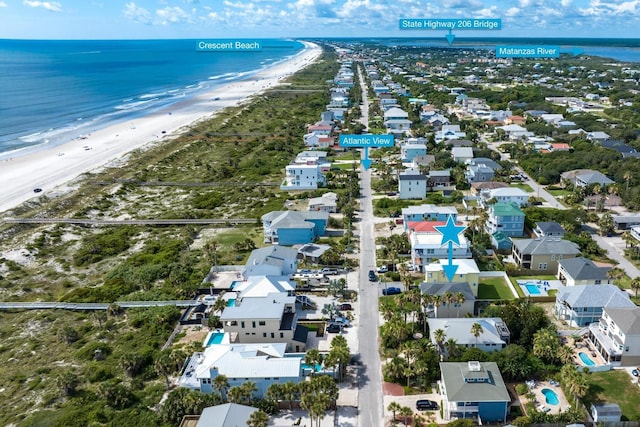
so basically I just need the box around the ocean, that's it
[0,39,304,157]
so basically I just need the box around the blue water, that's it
[301,363,322,372]
[229,281,240,290]
[578,352,596,366]
[541,388,560,405]
[525,283,541,295]
[0,39,303,156]
[206,332,225,346]
[227,299,236,307]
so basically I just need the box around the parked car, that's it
[377,265,388,273]
[382,287,401,296]
[326,323,341,333]
[330,317,350,327]
[321,268,338,275]
[368,270,377,281]
[339,303,352,311]
[632,368,639,377]
[416,400,438,411]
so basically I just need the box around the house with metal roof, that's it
[554,284,635,327]
[491,231,512,251]
[401,204,458,225]
[193,403,259,427]
[465,163,495,183]
[424,259,480,297]
[485,202,525,237]
[179,342,303,397]
[451,146,474,163]
[533,221,565,238]
[557,257,612,286]
[308,192,338,213]
[429,318,510,352]
[587,306,640,366]
[480,187,529,207]
[261,211,328,245]
[420,282,476,318]
[438,361,510,423]
[220,292,308,353]
[560,169,614,188]
[512,237,581,272]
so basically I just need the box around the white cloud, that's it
[123,2,152,24]
[23,0,62,12]
[561,0,572,6]
[504,7,520,16]
[0,1,7,6]
[156,6,191,24]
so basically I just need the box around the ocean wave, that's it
[208,72,237,81]
[68,50,101,55]
[139,92,165,100]
[115,98,159,110]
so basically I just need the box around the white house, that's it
[587,306,640,366]
[451,147,474,163]
[308,192,338,213]
[408,222,472,270]
[436,124,466,142]
[241,246,298,279]
[179,342,303,397]
[428,318,511,353]
[480,187,530,207]
[281,164,325,190]
[384,107,412,133]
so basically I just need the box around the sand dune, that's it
[0,41,322,215]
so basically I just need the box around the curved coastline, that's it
[0,40,322,214]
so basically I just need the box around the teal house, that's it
[485,202,525,237]
[261,211,329,246]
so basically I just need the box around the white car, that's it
[377,265,388,273]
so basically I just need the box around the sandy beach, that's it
[0,41,322,215]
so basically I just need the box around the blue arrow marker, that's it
[442,241,458,281]
[446,29,455,45]
[362,146,372,170]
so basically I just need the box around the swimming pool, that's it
[205,332,225,346]
[525,284,541,295]
[230,281,240,290]
[541,388,559,405]
[302,363,322,372]
[227,298,236,307]
[578,351,595,366]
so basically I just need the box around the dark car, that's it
[33,188,42,193]
[416,399,438,411]
[339,303,352,311]
[368,270,377,281]
[382,287,401,296]
[326,323,341,333]
[632,369,639,377]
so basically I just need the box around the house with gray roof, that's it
[557,257,612,286]
[428,318,510,353]
[420,282,476,318]
[465,163,495,183]
[261,211,329,245]
[533,221,565,238]
[588,306,640,366]
[512,237,581,272]
[195,403,258,427]
[398,169,427,200]
[438,361,510,423]
[560,169,614,188]
[554,284,634,327]
[242,246,298,279]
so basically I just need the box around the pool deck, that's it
[527,380,570,415]
[517,279,563,297]
[570,337,607,367]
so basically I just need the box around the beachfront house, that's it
[308,192,338,213]
[588,306,640,366]
[179,342,303,397]
[429,318,510,352]
[485,202,525,237]
[241,246,298,279]
[281,163,326,190]
[438,361,510,423]
[554,284,635,327]
[511,237,581,272]
[261,211,328,245]
[220,292,308,353]
[398,169,427,200]
[557,257,612,286]
[193,403,259,427]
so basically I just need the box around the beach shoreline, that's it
[0,41,322,215]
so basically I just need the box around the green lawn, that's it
[547,189,572,197]
[510,183,534,193]
[478,277,516,300]
[584,370,640,421]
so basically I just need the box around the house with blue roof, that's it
[554,284,636,327]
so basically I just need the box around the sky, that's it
[1,0,640,39]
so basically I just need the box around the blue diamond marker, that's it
[434,215,466,246]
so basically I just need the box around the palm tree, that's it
[281,381,299,410]
[624,171,633,193]
[213,295,227,317]
[305,349,324,375]
[431,294,442,318]
[227,386,243,404]
[442,291,454,316]
[383,356,408,383]
[154,350,174,390]
[213,374,230,401]
[240,381,257,405]
[631,277,640,298]
[444,338,460,359]
[434,328,446,355]
[246,410,269,427]
[471,322,484,348]
[387,401,402,421]
[398,406,414,426]
[455,291,466,317]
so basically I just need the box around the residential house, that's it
[472,157,501,172]
[505,115,526,125]
[412,154,436,169]
[588,306,640,366]
[401,142,427,163]
[424,258,480,297]
[303,133,334,149]
[533,221,565,238]
[561,169,615,188]
[398,169,427,200]
[192,403,259,427]
[308,192,338,213]
[408,222,472,270]
[451,147,474,163]
[612,215,640,230]
[446,139,473,148]
[383,107,412,133]
[307,124,332,135]
[471,181,509,195]
[241,246,298,279]
[465,163,494,183]
[436,124,466,142]
[491,231,512,251]
[554,284,635,327]
[485,202,525,237]
[401,204,458,225]
[587,131,611,142]
[557,257,612,286]
[600,139,640,158]
[420,283,476,318]
[480,187,529,207]
[261,211,329,245]
[231,275,296,298]
[512,237,581,272]
[281,163,326,190]
[220,292,308,352]
[438,361,510,423]
[429,318,510,352]
[297,243,331,264]
[179,342,303,397]
[428,169,452,190]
